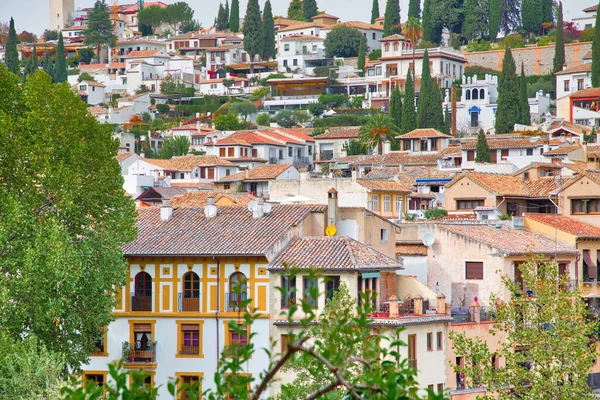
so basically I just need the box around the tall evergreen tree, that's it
[519,64,531,126]
[383,0,401,36]
[408,0,421,19]
[422,0,440,44]
[4,17,19,76]
[593,1,600,87]
[303,0,318,22]
[462,0,484,41]
[243,0,262,69]
[521,0,542,35]
[541,0,553,25]
[229,0,240,32]
[495,47,520,133]
[42,52,54,79]
[417,50,431,128]
[357,35,366,77]
[287,0,304,21]
[83,0,116,64]
[474,129,491,162]
[217,4,226,31]
[23,44,39,80]
[261,0,276,60]
[401,69,417,134]
[54,33,67,83]
[389,85,403,128]
[488,0,501,41]
[553,2,565,75]
[417,50,444,130]
[370,0,380,24]
[224,0,230,30]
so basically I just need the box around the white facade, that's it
[50,0,74,30]
[125,51,194,95]
[277,35,326,74]
[76,81,107,106]
[555,63,592,122]
[116,39,167,63]
[114,132,136,154]
[196,77,249,96]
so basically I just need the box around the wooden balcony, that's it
[180,295,200,312]
[123,340,157,364]
[131,295,152,311]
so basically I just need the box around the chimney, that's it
[383,140,391,155]
[160,199,173,221]
[341,146,348,158]
[389,295,399,317]
[245,168,250,179]
[437,293,446,315]
[327,188,338,229]
[204,196,217,218]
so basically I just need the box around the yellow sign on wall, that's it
[325,225,337,236]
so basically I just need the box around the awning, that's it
[362,272,381,279]
[331,162,350,169]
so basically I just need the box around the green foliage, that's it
[78,48,95,64]
[422,0,438,44]
[324,25,363,58]
[217,3,227,31]
[0,67,136,369]
[408,0,421,19]
[359,113,399,154]
[242,0,263,62]
[519,64,531,125]
[287,0,304,21]
[214,112,245,130]
[450,256,597,399]
[83,0,117,61]
[417,40,437,49]
[465,40,492,52]
[350,96,364,109]
[346,138,367,155]
[160,76,194,96]
[181,19,202,33]
[137,5,166,34]
[42,52,54,80]
[495,47,520,133]
[498,213,512,220]
[5,18,20,76]
[230,100,258,121]
[135,84,151,94]
[307,102,326,118]
[417,50,444,130]
[312,113,369,128]
[43,29,60,42]
[488,0,501,41]
[260,73,286,86]
[498,33,525,49]
[163,2,194,33]
[318,93,350,108]
[429,0,463,46]
[475,129,491,162]
[463,0,488,42]
[303,0,318,21]
[230,0,240,32]
[156,103,170,114]
[357,36,367,77]
[371,0,380,24]
[527,76,554,97]
[521,0,542,35]
[593,8,600,87]
[389,85,403,128]
[77,72,95,83]
[369,49,382,60]
[261,0,276,60]
[580,27,595,42]
[541,0,553,25]
[401,69,417,134]
[224,0,230,30]
[273,109,307,128]
[424,208,448,220]
[313,65,337,77]
[383,0,401,36]
[54,33,67,83]
[160,136,190,159]
[255,113,270,125]
[23,45,39,81]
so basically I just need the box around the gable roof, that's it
[569,88,600,98]
[280,34,324,42]
[357,179,413,193]
[512,162,562,176]
[125,49,165,58]
[139,155,237,170]
[554,63,592,76]
[461,136,544,150]
[543,145,581,156]
[314,127,360,140]
[525,213,600,239]
[170,191,257,208]
[275,128,315,142]
[269,236,403,271]
[116,152,136,162]
[400,129,452,139]
[123,205,326,256]
[218,164,295,182]
[135,187,189,202]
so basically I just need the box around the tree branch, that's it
[305,379,341,400]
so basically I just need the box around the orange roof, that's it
[314,127,360,140]
[312,13,339,20]
[461,136,545,150]
[342,21,383,31]
[380,34,405,42]
[219,164,295,182]
[116,152,136,161]
[400,129,452,139]
[213,137,253,147]
[276,128,315,142]
[280,34,324,42]
[555,63,592,76]
[171,191,257,208]
[357,179,413,193]
[278,22,324,33]
[125,49,164,58]
[255,130,304,145]
[543,145,581,155]
[525,213,600,239]
[569,88,600,98]
[396,243,427,256]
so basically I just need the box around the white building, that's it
[277,35,326,74]
[196,77,249,96]
[115,38,168,64]
[74,80,107,106]
[555,62,593,123]
[573,4,597,30]
[125,50,194,95]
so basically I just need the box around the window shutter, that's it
[133,324,151,332]
[465,262,484,279]
[181,324,199,331]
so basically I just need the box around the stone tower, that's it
[49,0,75,31]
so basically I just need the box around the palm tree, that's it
[404,17,422,84]
[359,113,400,155]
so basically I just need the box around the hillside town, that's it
[5,0,600,398]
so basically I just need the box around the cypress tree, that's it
[23,44,39,80]
[371,0,380,24]
[488,0,501,41]
[42,52,54,80]
[261,0,276,61]
[224,0,230,30]
[519,64,531,126]
[495,47,520,133]
[389,85,403,128]
[357,35,366,77]
[593,0,600,87]
[303,0,318,22]
[401,69,417,133]
[541,0,553,25]
[217,4,226,31]
[230,0,240,32]
[418,50,444,130]
[407,0,421,19]
[383,0,401,36]
[83,0,116,63]
[243,0,262,68]
[521,0,542,35]
[422,0,438,44]
[475,129,491,163]
[5,17,20,76]
[54,32,67,83]
[417,49,431,128]
[553,2,565,75]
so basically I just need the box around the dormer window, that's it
[384,43,390,52]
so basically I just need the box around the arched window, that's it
[181,271,200,311]
[472,88,479,100]
[393,42,399,51]
[135,272,152,297]
[384,43,390,52]
[466,90,471,100]
[229,272,248,311]
[480,89,485,99]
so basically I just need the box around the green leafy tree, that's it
[519,64,531,126]
[359,113,399,154]
[553,2,565,75]
[383,0,401,36]
[324,25,363,58]
[462,0,487,41]
[389,85,403,128]
[541,0,553,25]
[594,7,600,87]
[77,72,95,82]
[307,102,326,118]
[137,5,166,35]
[273,109,306,128]
[580,27,595,42]
[23,44,39,81]
[160,136,190,158]
[83,0,116,64]
[42,52,54,79]
[224,0,230,30]
[182,18,202,33]
[401,69,417,134]
[371,0,380,24]
[408,0,421,19]
[18,30,37,44]
[488,0,501,41]
[474,129,491,162]
[357,35,367,77]
[303,0,318,22]
[164,2,194,33]
[346,138,368,155]
[430,0,462,47]
[160,75,194,96]
[4,17,19,76]
[0,66,136,369]
[243,0,262,70]
[417,50,444,130]
[261,0,276,60]
[424,208,448,220]
[287,0,304,21]
[521,0,542,35]
[78,47,95,64]
[214,112,245,130]
[230,0,240,32]
[230,100,258,121]
[422,0,439,44]
[54,33,67,83]
[495,47,520,133]
[43,29,59,42]
[450,256,597,399]
[255,113,270,125]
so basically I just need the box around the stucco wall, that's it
[268,177,368,207]
[444,177,497,212]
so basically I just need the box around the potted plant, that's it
[122,341,131,361]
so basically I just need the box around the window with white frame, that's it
[383,195,391,212]
[371,194,379,211]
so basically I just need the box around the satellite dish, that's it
[262,203,272,213]
[325,225,337,237]
[204,205,217,218]
[248,200,258,212]
[422,233,435,247]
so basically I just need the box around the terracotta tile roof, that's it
[512,162,562,175]
[357,179,412,192]
[461,136,544,150]
[396,243,427,256]
[219,164,295,182]
[523,176,579,197]
[171,191,256,208]
[277,22,323,33]
[140,158,179,169]
[543,145,581,155]
[312,13,339,20]
[226,131,287,146]
[226,157,269,163]
[274,17,305,27]
[280,34,324,42]
[88,106,108,114]
[409,191,436,199]
[443,213,476,220]
[82,80,106,87]
[380,34,405,41]
[170,155,237,170]
[439,146,462,157]
[124,204,325,256]
[116,152,136,162]
[584,4,598,12]
[275,128,315,142]
[255,130,304,145]
[341,21,383,31]
[569,88,600,98]
[439,224,578,256]
[446,172,573,198]
[555,63,592,76]
[269,236,402,271]
[172,124,218,132]
[213,137,253,147]
[125,49,163,58]
[584,50,593,59]
[332,155,377,165]
[135,187,189,202]
[525,213,600,239]
[314,127,360,140]
[356,152,440,166]
[561,162,587,174]
[400,129,453,139]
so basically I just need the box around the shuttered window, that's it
[465,262,484,280]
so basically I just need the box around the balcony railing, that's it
[225,292,248,312]
[319,152,333,161]
[131,294,152,311]
[179,345,200,355]
[269,157,279,164]
[122,340,157,363]
[178,293,200,312]
[293,156,312,165]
